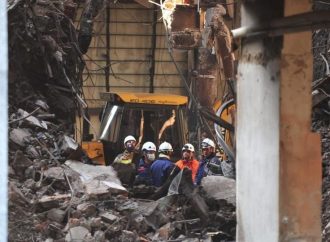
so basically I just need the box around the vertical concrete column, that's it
[0,1,8,240]
[279,0,321,241]
[196,47,217,108]
[236,2,283,242]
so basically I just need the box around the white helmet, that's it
[124,135,136,145]
[142,141,156,152]
[159,142,173,153]
[182,143,195,152]
[201,138,215,148]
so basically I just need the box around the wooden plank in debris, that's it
[36,194,71,211]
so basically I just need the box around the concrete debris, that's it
[77,203,97,217]
[65,160,127,197]
[43,167,65,181]
[9,128,31,147]
[65,226,91,242]
[201,176,236,205]
[100,212,119,223]
[17,108,48,129]
[58,135,79,156]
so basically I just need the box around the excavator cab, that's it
[98,92,189,165]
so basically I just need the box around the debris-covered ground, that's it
[312,2,330,241]
[7,1,236,241]
[313,73,330,242]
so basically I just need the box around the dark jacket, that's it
[195,154,223,185]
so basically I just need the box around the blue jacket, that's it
[150,157,175,187]
[195,154,223,185]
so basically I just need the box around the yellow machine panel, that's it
[82,141,105,165]
[100,92,188,106]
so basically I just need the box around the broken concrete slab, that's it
[18,108,48,129]
[77,202,96,217]
[43,167,65,181]
[9,128,31,147]
[201,176,236,205]
[84,179,113,198]
[100,212,119,223]
[65,226,91,242]
[65,160,126,197]
[58,135,78,156]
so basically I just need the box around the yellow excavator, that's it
[82,92,189,165]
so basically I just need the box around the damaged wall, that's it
[76,3,189,141]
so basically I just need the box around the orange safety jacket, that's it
[175,159,199,182]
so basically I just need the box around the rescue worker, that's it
[175,143,199,184]
[195,138,223,185]
[134,141,156,185]
[112,135,138,186]
[150,142,175,187]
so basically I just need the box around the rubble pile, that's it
[319,123,330,242]
[7,100,236,241]
[9,154,236,241]
[313,75,330,242]
[8,0,84,127]
[312,2,330,240]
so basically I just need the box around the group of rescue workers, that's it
[111,135,234,189]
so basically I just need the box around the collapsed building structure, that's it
[6,0,330,241]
